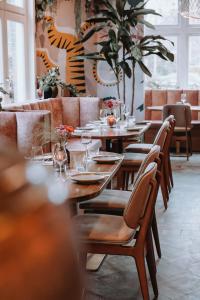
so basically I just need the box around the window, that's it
[0,0,35,102]
[145,0,200,89]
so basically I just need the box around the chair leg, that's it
[146,230,159,298]
[189,132,193,156]
[168,155,174,188]
[152,212,161,259]
[160,174,168,209]
[164,155,171,193]
[186,135,189,161]
[135,254,150,300]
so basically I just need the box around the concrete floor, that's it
[86,155,200,300]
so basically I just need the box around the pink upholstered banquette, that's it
[145,90,200,121]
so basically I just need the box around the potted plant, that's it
[77,0,174,114]
[38,67,78,99]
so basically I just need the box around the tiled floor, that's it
[86,155,200,300]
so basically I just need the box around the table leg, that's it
[106,139,111,152]
[118,138,123,154]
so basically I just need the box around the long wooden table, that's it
[147,105,200,112]
[73,122,151,153]
[66,153,123,205]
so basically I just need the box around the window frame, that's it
[0,0,35,102]
[145,0,200,89]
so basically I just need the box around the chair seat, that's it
[76,214,135,244]
[125,143,153,153]
[79,189,131,210]
[122,152,147,166]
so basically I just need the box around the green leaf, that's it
[138,19,155,30]
[138,61,152,77]
[119,61,132,78]
[116,0,126,16]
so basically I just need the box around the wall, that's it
[35,0,144,120]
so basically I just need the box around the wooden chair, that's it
[125,116,175,195]
[122,120,170,209]
[80,145,162,258]
[163,104,192,160]
[77,163,159,300]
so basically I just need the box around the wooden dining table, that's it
[147,105,200,112]
[73,122,151,153]
[45,151,123,213]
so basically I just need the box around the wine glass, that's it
[124,106,130,126]
[53,143,68,179]
[181,93,187,104]
[81,132,92,164]
[99,109,107,123]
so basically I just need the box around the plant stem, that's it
[123,46,126,104]
[131,62,135,115]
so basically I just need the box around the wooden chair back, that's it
[135,145,160,182]
[123,162,157,230]
[153,121,170,150]
[163,104,191,129]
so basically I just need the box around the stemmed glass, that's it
[124,106,130,126]
[53,143,68,179]
[81,132,92,167]
[99,109,107,123]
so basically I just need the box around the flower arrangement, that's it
[55,125,74,145]
[102,97,121,110]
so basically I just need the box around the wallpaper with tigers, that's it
[35,0,144,119]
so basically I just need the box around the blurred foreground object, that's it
[0,145,83,300]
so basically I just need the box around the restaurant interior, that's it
[1,0,200,299]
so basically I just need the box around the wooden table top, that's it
[147,105,200,112]
[46,152,123,203]
[72,122,151,140]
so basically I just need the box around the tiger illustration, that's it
[43,16,88,94]
[36,49,58,70]
[39,16,121,94]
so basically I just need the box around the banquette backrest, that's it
[145,90,200,120]
[3,97,101,128]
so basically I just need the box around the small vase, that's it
[107,115,117,127]
[44,86,52,99]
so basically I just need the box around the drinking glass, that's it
[181,93,187,104]
[127,116,136,128]
[124,106,130,125]
[31,146,44,162]
[81,132,92,166]
[99,109,107,123]
[53,143,68,178]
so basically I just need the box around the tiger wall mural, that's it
[36,16,122,95]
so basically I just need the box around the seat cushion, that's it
[79,189,131,210]
[49,98,63,128]
[76,214,135,244]
[122,153,147,167]
[125,143,153,153]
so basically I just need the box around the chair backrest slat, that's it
[123,163,157,229]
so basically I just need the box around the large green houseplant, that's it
[78,0,174,113]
